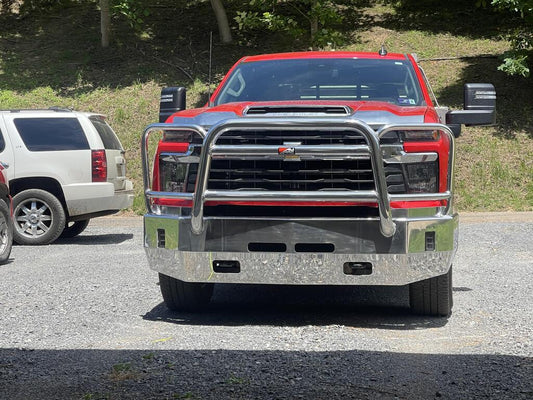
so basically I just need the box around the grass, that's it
[109,362,136,381]
[0,0,531,213]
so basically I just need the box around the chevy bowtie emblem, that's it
[278,147,295,155]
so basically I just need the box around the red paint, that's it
[167,100,432,120]
[152,199,447,209]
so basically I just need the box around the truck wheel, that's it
[409,266,453,317]
[158,273,214,312]
[0,199,13,263]
[12,189,66,245]
[60,219,90,238]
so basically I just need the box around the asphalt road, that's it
[0,213,531,399]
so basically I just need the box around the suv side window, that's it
[89,116,122,150]
[0,129,5,152]
[14,117,89,151]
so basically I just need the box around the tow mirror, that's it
[446,83,496,132]
[159,87,186,123]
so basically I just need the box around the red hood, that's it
[168,100,435,121]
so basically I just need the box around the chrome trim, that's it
[243,104,352,116]
[203,189,379,202]
[384,152,438,164]
[141,124,207,211]
[189,118,395,237]
[378,124,455,213]
[210,144,370,159]
[144,212,458,285]
[142,120,455,240]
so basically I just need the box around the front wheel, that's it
[12,189,66,245]
[0,199,13,263]
[409,267,453,317]
[159,273,214,312]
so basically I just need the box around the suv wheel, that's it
[0,199,13,263]
[13,189,66,245]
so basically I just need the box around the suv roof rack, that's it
[48,106,73,112]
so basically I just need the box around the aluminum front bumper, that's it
[144,211,458,286]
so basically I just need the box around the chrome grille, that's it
[214,129,366,146]
[207,129,374,192]
[208,159,375,191]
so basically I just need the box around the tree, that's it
[211,0,232,43]
[100,0,111,48]
[234,0,347,49]
[490,0,532,77]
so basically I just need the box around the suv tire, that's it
[0,199,13,263]
[60,219,90,238]
[13,189,66,245]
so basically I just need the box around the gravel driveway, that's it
[0,213,531,399]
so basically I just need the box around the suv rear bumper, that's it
[64,181,134,217]
[143,211,458,286]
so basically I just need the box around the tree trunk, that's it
[210,0,232,44]
[100,0,110,48]
[310,0,319,50]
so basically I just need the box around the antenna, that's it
[378,44,388,56]
[207,31,213,107]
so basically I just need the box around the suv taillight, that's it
[92,149,107,182]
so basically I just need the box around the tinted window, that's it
[14,118,89,151]
[0,130,5,152]
[214,58,424,106]
[89,116,122,150]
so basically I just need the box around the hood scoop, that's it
[244,105,351,116]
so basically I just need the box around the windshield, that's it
[214,57,424,106]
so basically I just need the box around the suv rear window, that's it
[14,117,89,151]
[89,116,122,150]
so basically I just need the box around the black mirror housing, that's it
[446,83,496,128]
[159,87,187,123]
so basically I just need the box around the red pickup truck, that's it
[141,50,496,316]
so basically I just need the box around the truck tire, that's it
[60,219,90,238]
[159,273,214,312]
[0,199,13,263]
[409,266,453,317]
[12,189,66,245]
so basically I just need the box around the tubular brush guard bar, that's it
[142,119,455,238]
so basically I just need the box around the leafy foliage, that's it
[234,0,350,49]
[112,0,151,31]
[490,0,532,77]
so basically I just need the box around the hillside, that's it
[0,0,531,212]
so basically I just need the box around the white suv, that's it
[0,108,134,245]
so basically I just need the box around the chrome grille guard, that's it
[142,118,455,238]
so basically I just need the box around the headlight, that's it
[400,130,440,142]
[163,129,203,144]
[159,155,188,192]
[406,161,438,193]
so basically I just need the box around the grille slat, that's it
[216,129,367,146]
